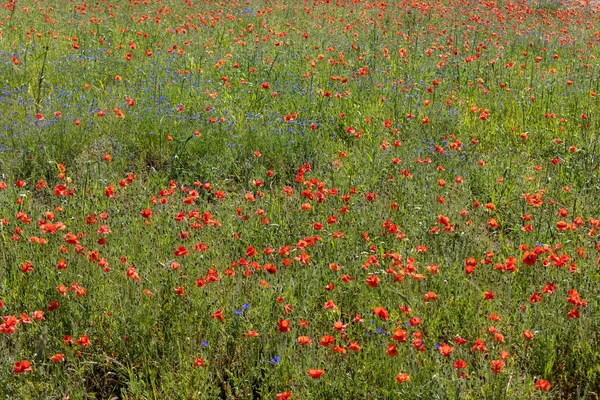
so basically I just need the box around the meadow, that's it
[0,0,599,398]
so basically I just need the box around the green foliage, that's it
[0,0,599,399]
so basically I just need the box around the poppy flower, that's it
[373,307,389,321]
[49,354,65,363]
[395,373,410,384]
[298,319,309,328]
[13,360,32,374]
[276,392,291,400]
[333,321,346,331]
[332,345,346,354]
[386,344,398,357]
[307,369,324,379]
[483,291,495,300]
[424,292,437,302]
[530,292,543,304]
[523,330,534,340]
[491,360,505,374]
[465,258,477,274]
[392,329,407,343]
[193,357,205,367]
[140,209,152,219]
[472,339,487,353]
[348,340,361,352]
[567,308,580,319]
[522,251,537,266]
[487,218,499,229]
[173,246,189,257]
[567,289,586,307]
[127,266,140,281]
[535,379,552,392]
[455,337,467,345]
[323,300,337,310]
[277,319,290,333]
[174,286,185,297]
[365,274,380,288]
[211,310,224,321]
[76,335,90,348]
[0,316,19,334]
[320,335,334,347]
[439,343,454,357]
[412,339,426,352]
[297,336,312,346]
[32,311,44,322]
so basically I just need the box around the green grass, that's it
[0,0,599,398]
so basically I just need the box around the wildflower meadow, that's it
[0,0,599,398]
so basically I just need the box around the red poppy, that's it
[386,344,398,357]
[297,336,312,346]
[127,266,140,281]
[13,360,32,374]
[32,311,44,322]
[365,274,380,288]
[0,316,19,334]
[373,307,389,321]
[535,379,551,392]
[465,258,477,274]
[76,335,90,348]
[323,300,337,310]
[193,357,205,367]
[320,335,334,347]
[424,292,437,302]
[530,292,543,304]
[173,286,185,297]
[455,337,467,345]
[348,340,361,352]
[50,354,65,363]
[567,289,587,307]
[277,319,290,333]
[471,339,487,353]
[173,246,189,257]
[392,329,407,343]
[298,319,309,328]
[140,209,152,219]
[395,373,410,383]
[332,345,346,354]
[211,310,224,321]
[439,343,454,357]
[522,251,537,266]
[307,369,324,379]
[491,360,505,374]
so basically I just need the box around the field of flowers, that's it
[1,0,599,398]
